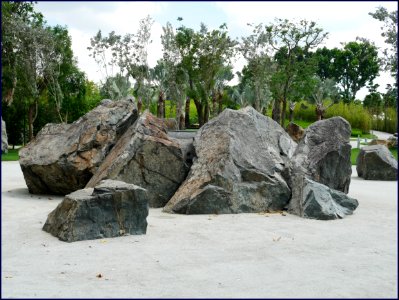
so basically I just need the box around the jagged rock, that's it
[292,177,358,220]
[290,117,352,193]
[43,180,148,242]
[286,122,304,142]
[356,145,397,180]
[86,111,192,208]
[163,107,297,214]
[19,99,138,195]
[288,117,355,218]
[2,117,8,154]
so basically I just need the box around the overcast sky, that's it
[36,1,397,100]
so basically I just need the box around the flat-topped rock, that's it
[43,179,148,242]
[19,99,138,195]
[356,145,397,180]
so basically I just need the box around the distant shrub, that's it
[293,101,317,122]
[371,107,397,134]
[325,102,372,133]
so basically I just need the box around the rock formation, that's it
[19,99,138,195]
[287,117,356,219]
[293,178,358,220]
[43,180,148,242]
[86,111,192,208]
[163,107,297,214]
[356,145,397,180]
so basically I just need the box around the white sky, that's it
[36,1,397,100]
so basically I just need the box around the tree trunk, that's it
[176,98,185,130]
[218,92,223,115]
[281,96,287,127]
[194,99,204,127]
[212,93,217,117]
[315,104,323,121]
[185,97,190,128]
[262,107,267,115]
[204,103,210,124]
[28,102,36,142]
[272,99,281,125]
[157,92,164,118]
[289,109,294,122]
[137,97,143,114]
[163,97,166,118]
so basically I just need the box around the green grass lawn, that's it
[1,149,19,161]
[351,147,398,165]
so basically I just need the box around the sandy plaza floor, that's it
[1,161,397,298]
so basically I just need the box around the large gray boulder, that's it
[163,106,297,214]
[294,177,359,220]
[1,117,8,154]
[43,180,148,242]
[290,117,352,193]
[288,117,355,219]
[86,111,192,208]
[19,99,138,195]
[356,145,397,180]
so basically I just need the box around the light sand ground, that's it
[1,161,397,298]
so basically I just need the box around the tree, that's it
[238,23,274,113]
[175,21,236,127]
[100,73,131,100]
[315,40,380,102]
[369,7,398,80]
[211,65,234,116]
[160,21,186,126]
[1,1,44,105]
[88,15,154,110]
[311,77,340,120]
[2,2,93,142]
[265,18,328,126]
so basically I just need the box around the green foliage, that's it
[325,102,372,133]
[1,149,19,161]
[293,101,318,122]
[369,7,398,79]
[371,107,397,134]
[163,99,198,124]
[315,41,380,102]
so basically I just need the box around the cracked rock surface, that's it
[43,180,148,242]
[19,99,138,195]
[288,117,355,219]
[356,145,398,180]
[86,111,192,208]
[163,107,297,214]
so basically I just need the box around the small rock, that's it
[42,180,149,242]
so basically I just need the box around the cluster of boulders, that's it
[1,117,8,154]
[19,100,363,242]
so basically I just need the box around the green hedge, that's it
[292,101,372,134]
[370,107,397,134]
